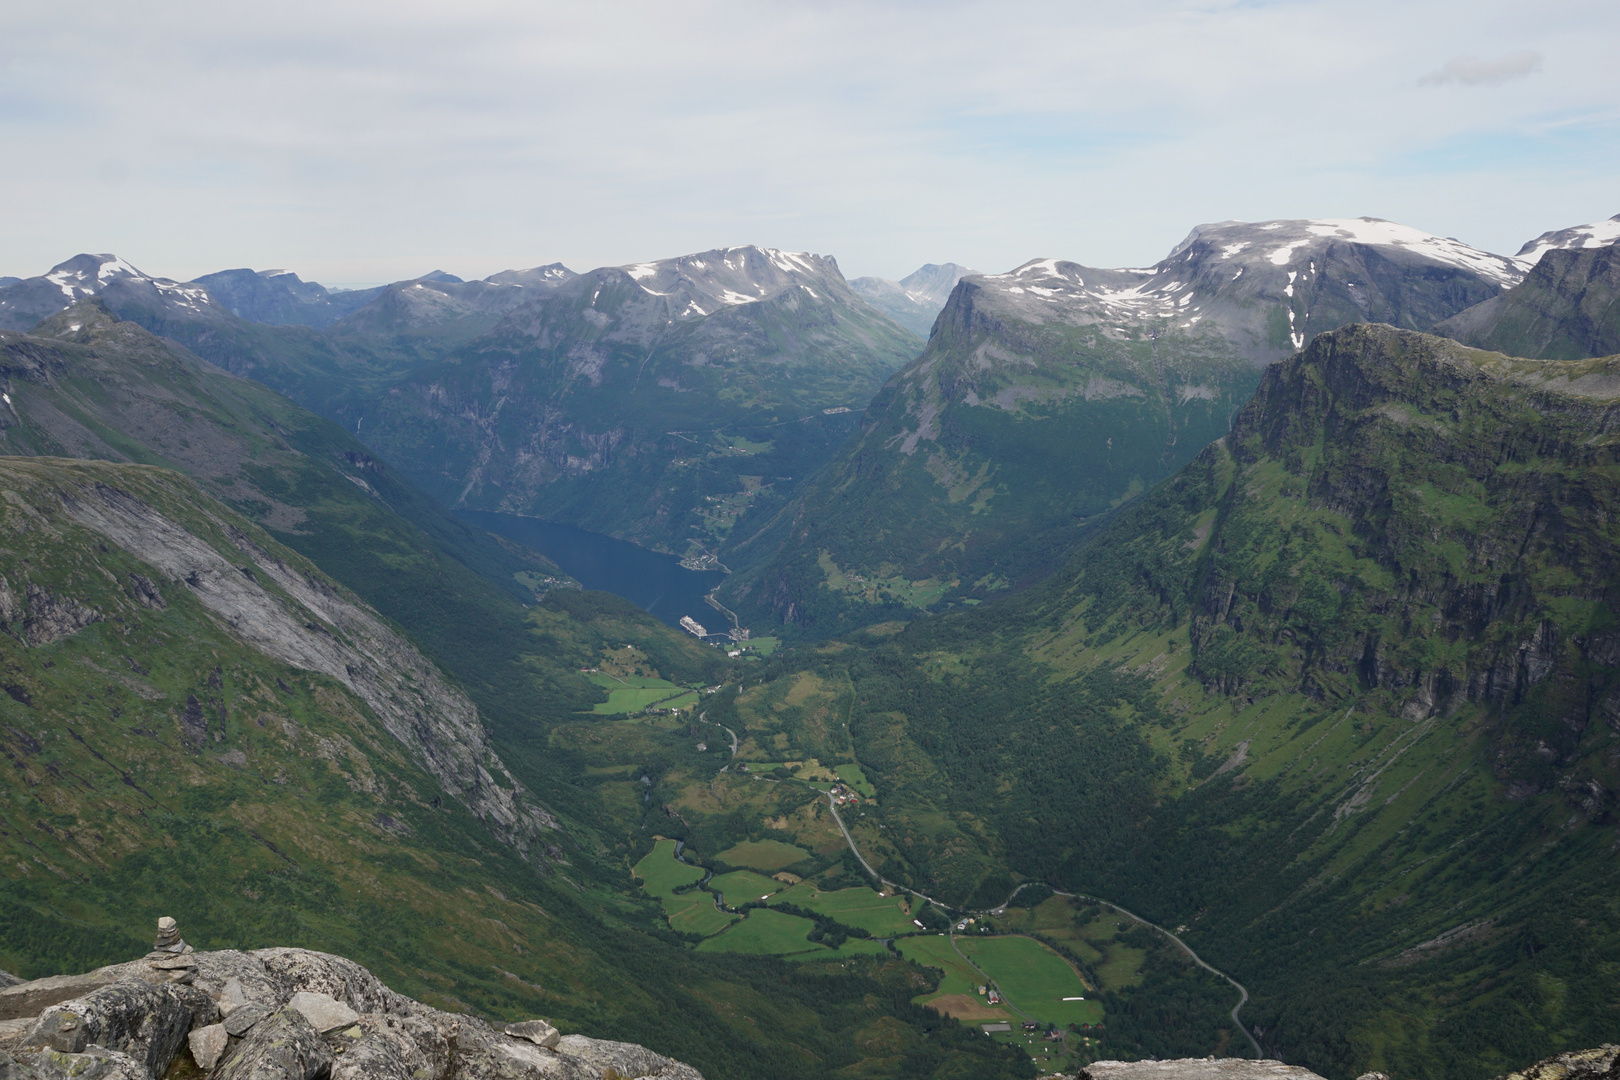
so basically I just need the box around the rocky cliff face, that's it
[718,219,1527,635]
[0,931,701,1080]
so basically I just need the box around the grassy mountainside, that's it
[726,325,1620,1079]
[1438,246,1620,361]
[0,457,1027,1080]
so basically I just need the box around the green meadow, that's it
[589,673,698,714]
[770,884,916,937]
[714,839,812,872]
[958,937,1101,1027]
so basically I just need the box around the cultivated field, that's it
[714,838,812,871]
[707,869,784,904]
[958,936,1102,1027]
[589,674,697,714]
[770,884,916,937]
[696,908,819,955]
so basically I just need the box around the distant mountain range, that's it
[850,262,976,336]
[347,246,922,559]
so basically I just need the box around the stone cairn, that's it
[145,916,197,985]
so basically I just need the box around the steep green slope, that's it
[354,247,923,560]
[0,457,1027,1080]
[732,325,1620,1079]
[1437,246,1620,360]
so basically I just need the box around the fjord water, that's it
[457,509,728,630]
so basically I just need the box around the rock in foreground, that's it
[1080,1059,1327,1080]
[0,934,700,1080]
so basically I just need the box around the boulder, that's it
[16,978,190,1079]
[192,952,281,1014]
[504,1020,560,1049]
[0,972,19,990]
[286,992,359,1033]
[252,949,405,1016]
[214,1006,332,1080]
[187,1023,227,1071]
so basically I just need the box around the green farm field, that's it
[770,884,916,937]
[834,762,876,798]
[714,839,811,872]
[708,869,784,904]
[696,908,820,955]
[631,840,738,937]
[895,935,981,997]
[588,674,696,715]
[958,937,1101,1027]
[781,938,891,961]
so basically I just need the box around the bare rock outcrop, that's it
[0,920,703,1080]
[55,476,558,862]
[1080,1060,1328,1080]
[1485,1045,1620,1080]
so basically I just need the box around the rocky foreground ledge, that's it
[1070,1046,1620,1080]
[0,924,700,1080]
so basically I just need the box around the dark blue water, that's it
[456,510,728,631]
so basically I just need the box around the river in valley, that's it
[455,510,729,632]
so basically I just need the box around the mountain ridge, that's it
[717,217,1525,636]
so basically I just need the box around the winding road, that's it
[826,796,1263,1058]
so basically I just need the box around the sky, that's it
[2,0,1616,285]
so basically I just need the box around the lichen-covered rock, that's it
[252,949,406,1016]
[214,1006,332,1080]
[2,1045,148,1079]
[1487,1045,1620,1080]
[329,1012,451,1080]
[192,952,283,1014]
[554,1034,705,1080]
[16,979,189,1079]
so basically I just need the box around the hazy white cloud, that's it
[0,0,1616,283]
[1420,50,1544,86]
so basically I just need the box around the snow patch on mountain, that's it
[1515,214,1620,267]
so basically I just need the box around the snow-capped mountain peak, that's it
[0,254,223,331]
[612,245,844,315]
[1514,214,1620,268]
